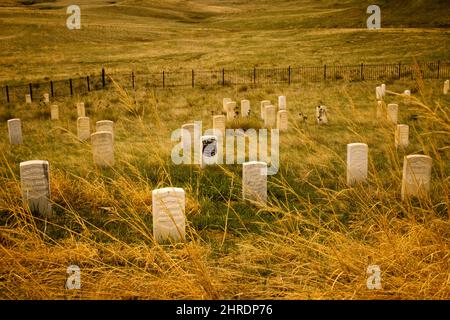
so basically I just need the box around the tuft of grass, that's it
[227,117,263,131]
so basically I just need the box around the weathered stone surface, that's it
[242,161,267,205]
[77,117,90,141]
[401,155,432,201]
[91,131,115,167]
[20,160,51,216]
[7,119,23,145]
[387,104,398,124]
[346,143,368,185]
[395,124,409,149]
[152,187,185,243]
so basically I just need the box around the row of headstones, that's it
[375,84,411,101]
[377,101,402,124]
[7,118,115,166]
[25,93,50,104]
[22,78,449,106]
[222,97,288,130]
[16,158,264,243]
[21,79,448,111]
[375,85,410,149]
[226,97,329,126]
[24,93,85,108]
[49,102,87,120]
[376,80,449,101]
[179,115,282,169]
[122,151,431,240]
[18,149,432,244]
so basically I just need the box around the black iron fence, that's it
[1,61,449,103]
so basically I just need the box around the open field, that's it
[0,0,449,300]
[0,0,449,82]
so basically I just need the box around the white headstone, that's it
[96,120,114,136]
[226,101,237,121]
[201,135,218,168]
[7,118,23,145]
[404,90,411,96]
[316,105,328,125]
[443,80,449,95]
[401,155,432,201]
[381,84,386,97]
[77,117,90,141]
[278,96,287,110]
[20,160,51,216]
[276,110,288,132]
[264,105,276,128]
[387,104,398,124]
[395,124,409,149]
[346,143,368,185]
[213,115,226,136]
[50,105,59,120]
[91,131,114,167]
[376,86,383,100]
[242,161,267,205]
[223,98,232,112]
[376,101,383,119]
[260,100,271,120]
[43,93,50,104]
[241,100,250,118]
[25,94,32,104]
[152,187,185,243]
[77,102,86,117]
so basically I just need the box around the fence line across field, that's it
[1,61,449,103]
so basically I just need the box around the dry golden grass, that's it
[0,68,449,299]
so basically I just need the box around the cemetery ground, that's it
[0,77,449,299]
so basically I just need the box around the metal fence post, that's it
[132,72,135,89]
[102,68,106,88]
[69,79,73,96]
[192,69,194,88]
[87,76,90,92]
[253,67,256,84]
[6,85,9,103]
[50,80,54,97]
[162,71,165,88]
[360,63,364,81]
[222,68,225,86]
[323,65,327,80]
[288,66,291,85]
[29,83,32,101]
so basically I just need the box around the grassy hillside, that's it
[0,0,449,300]
[0,0,449,82]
